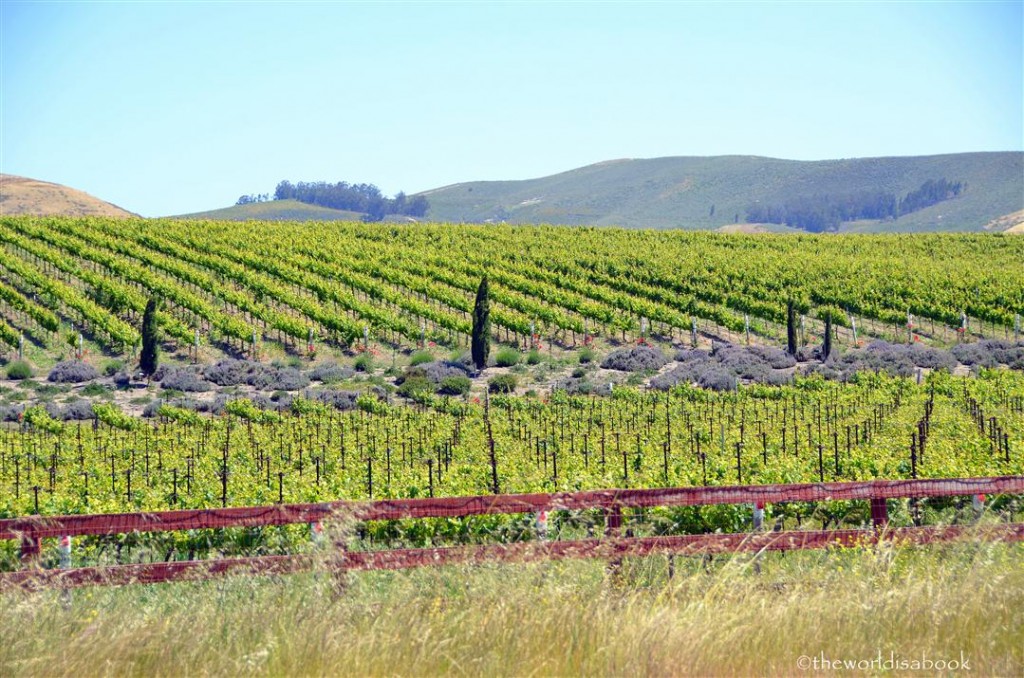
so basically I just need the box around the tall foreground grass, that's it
[1,539,1022,676]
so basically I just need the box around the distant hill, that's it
[172,200,364,222]
[416,152,1024,232]
[0,174,135,218]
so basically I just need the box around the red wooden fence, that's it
[2,475,1021,589]
[5,524,1024,590]
[3,475,1020,541]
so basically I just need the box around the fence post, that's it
[58,535,72,568]
[972,494,985,520]
[310,520,325,547]
[58,534,73,607]
[605,503,623,583]
[19,531,41,566]
[870,496,888,528]
[605,504,622,537]
[752,501,765,574]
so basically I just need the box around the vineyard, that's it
[0,217,1022,358]
[2,370,1021,516]
[1,216,1022,574]
[1,368,1022,570]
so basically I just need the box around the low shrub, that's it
[747,345,797,369]
[601,346,666,372]
[80,383,111,397]
[5,360,33,380]
[488,374,518,394]
[952,342,999,368]
[159,367,213,392]
[526,349,543,365]
[102,359,124,377]
[495,347,520,367]
[397,376,434,399]
[0,404,25,422]
[353,354,374,373]
[407,361,473,385]
[309,362,354,383]
[61,399,97,421]
[48,361,98,384]
[438,375,472,396]
[248,367,309,391]
[409,351,435,367]
[204,360,264,386]
[304,389,360,411]
[577,347,596,364]
[698,366,738,392]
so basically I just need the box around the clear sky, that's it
[2,1,1021,217]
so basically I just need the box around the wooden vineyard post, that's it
[752,501,765,574]
[605,503,624,583]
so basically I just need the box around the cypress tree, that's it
[786,299,798,357]
[140,296,161,377]
[823,314,833,360]
[471,277,491,370]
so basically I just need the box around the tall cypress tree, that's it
[140,296,161,377]
[823,314,833,360]
[471,277,490,370]
[786,299,798,357]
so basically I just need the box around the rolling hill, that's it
[0,174,135,218]
[416,152,1024,232]
[173,199,364,222]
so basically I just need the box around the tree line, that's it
[745,178,964,232]
[270,180,429,222]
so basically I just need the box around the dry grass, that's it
[984,208,1024,233]
[1,539,1022,676]
[0,174,134,218]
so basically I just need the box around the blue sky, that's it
[2,1,1021,217]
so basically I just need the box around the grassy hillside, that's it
[418,152,1023,232]
[172,199,364,222]
[0,174,135,218]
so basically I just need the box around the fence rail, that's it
[4,523,1023,590]
[3,475,1021,542]
[3,475,1021,588]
